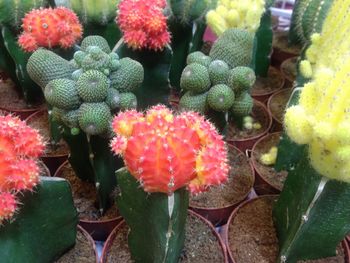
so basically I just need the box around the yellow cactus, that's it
[206,0,265,35]
[260,146,278,166]
[284,0,350,182]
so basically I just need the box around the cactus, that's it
[227,66,256,94]
[27,35,141,211]
[207,84,235,112]
[274,0,350,261]
[208,59,229,85]
[180,63,211,93]
[289,0,334,46]
[111,106,229,262]
[80,35,111,53]
[18,7,83,52]
[179,91,208,114]
[186,51,212,67]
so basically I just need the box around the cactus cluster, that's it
[179,29,255,117]
[27,35,143,136]
[284,0,350,183]
[0,115,44,224]
[116,0,171,51]
[111,105,229,194]
[206,0,266,36]
[18,7,83,52]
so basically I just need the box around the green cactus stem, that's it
[0,177,78,263]
[115,168,188,263]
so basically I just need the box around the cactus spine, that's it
[274,0,350,261]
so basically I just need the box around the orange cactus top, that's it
[110,105,229,195]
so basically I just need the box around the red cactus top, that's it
[111,105,229,195]
[18,7,83,52]
[116,0,171,51]
[0,115,44,224]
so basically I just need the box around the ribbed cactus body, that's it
[227,66,256,94]
[80,35,112,53]
[207,84,235,112]
[180,63,211,93]
[76,70,109,102]
[186,51,211,67]
[78,102,112,135]
[179,91,208,114]
[44,79,80,110]
[229,92,253,116]
[208,59,229,85]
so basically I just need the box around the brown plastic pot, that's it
[223,196,350,263]
[190,145,255,226]
[76,225,99,263]
[267,88,293,132]
[26,109,68,175]
[226,100,272,152]
[251,132,287,195]
[100,210,228,263]
[251,67,285,104]
[280,56,298,87]
[54,160,123,241]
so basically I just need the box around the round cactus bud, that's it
[76,70,109,102]
[110,58,144,92]
[105,89,120,110]
[86,46,103,60]
[180,63,211,93]
[186,51,211,67]
[0,193,17,223]
[44,79,80,110]
[109,59,121,71]
[207,84,235,112]
[119,92,138,110]
[208,60,230,85]
[74,51,86,65]
[230,92,253,116]
[72,69,83,80]
[109,53,119,60]
[61,110,80,128]
[78,102,112,135]
[179,91,208,114]
[51,107,66,122]
[81,52,110,72]
[227,66,256,94]
[81,35,111,54]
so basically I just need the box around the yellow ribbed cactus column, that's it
[273,1,350,262]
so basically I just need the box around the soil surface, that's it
[105,213,226,263]
[269,89,292,124]
[27,110,69,156]
[252,67,285,96]
[273,31,301,55]
[281,57,298,82]
[0,78,42,110]
[58,162,119,221]
[190,145,253,208]
[252,133,288,191]
[55,228,96,263]
[228,196,346,263]
[227,101,270,140]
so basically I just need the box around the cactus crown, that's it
[0,115,44,224]
[18,7,83,52]
[110,105,229,194]
[116,0,171,50]
[206,0,266,36]
[284,0,350,182]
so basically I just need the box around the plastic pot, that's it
[190,145,255,226]
[271,31,301,68]
[280,56,298,87]
[226,100,272,152]
[54,161,123,241]
[100,210,228,263]
[267,88,292,132]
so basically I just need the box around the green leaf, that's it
[116,168,188,263]
[0,177,78,263]
[117,43,172,109]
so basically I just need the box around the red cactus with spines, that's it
[18,7,83,52]
[0,115,44,224]
[116,0,171,51]
[111,105,229,194]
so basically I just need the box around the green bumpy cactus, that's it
[289,0,334,46]
[27,35,142,212]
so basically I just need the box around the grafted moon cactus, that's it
[111,105,229,194]
[18,7,83,52]
[116,0,171,50]
[0,115,44,224]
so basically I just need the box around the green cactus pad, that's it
[119,92,138,110]
[76,70,109,102]
[186,51,211,67]
[230,92,253,117]
[209,29,254,68]
[227,66,256,94]
[207,84,235,112]
[61,110,80,128]
[110,58,144,92]
[208,60,230,85]
[180,63,211,93]
[80,35,111,54]
[27,49,75,89]
[44,79,80,110]
[78,102,112,135]
[105,88,120,110]
[179,91,208,114]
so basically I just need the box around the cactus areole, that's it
[111,105,229,194]
[0,115,44,224]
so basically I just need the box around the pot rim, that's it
[251,67,285,97]
[76,225,99,263]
